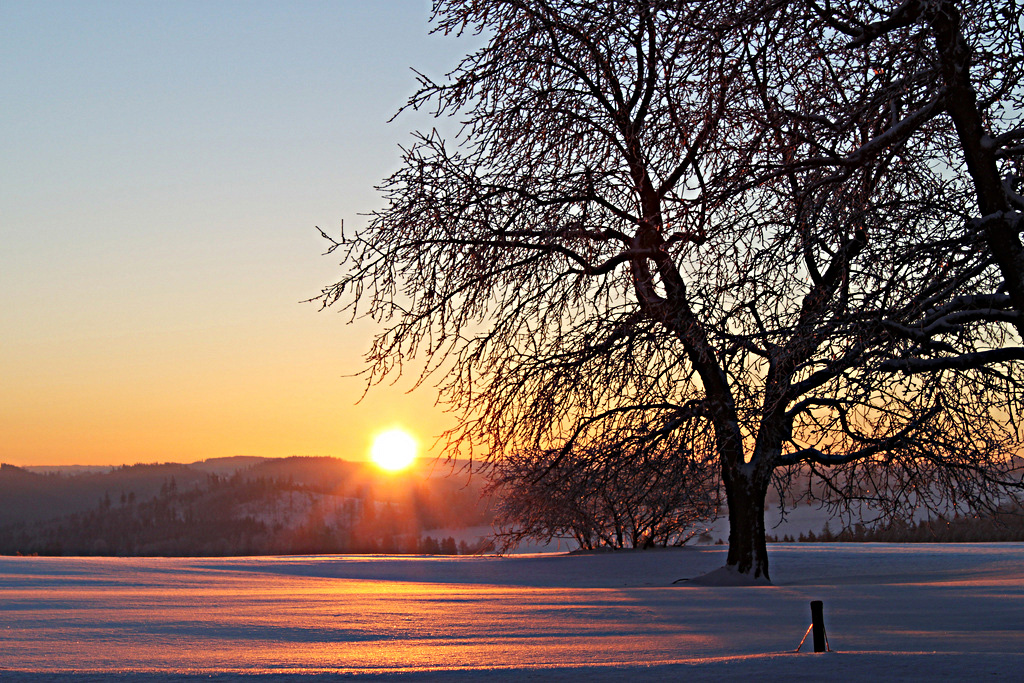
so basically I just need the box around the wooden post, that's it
[810,600,827,653]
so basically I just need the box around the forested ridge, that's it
[0,457,493,556]
[771,503,1024,544]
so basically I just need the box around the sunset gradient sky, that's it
[2,1,477,466]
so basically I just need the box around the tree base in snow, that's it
[674,565,772,586]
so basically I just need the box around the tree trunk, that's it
[723,470,771,582]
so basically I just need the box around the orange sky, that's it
[1,3,470,466]
[1,312,453,465]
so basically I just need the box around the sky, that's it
[1,1,482,466]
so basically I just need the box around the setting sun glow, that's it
[370,429,418,472]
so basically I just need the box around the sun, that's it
[370,428,418,472]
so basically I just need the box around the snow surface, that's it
[1,544,1023,680]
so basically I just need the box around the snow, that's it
[1,544,1023,680]
[679,564,771,586]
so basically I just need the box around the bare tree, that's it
[319,0,1024,581]
[487,432,720,552]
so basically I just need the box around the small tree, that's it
[320,0,1024,580]
[488,439,720,552]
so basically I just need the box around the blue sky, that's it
[1,1,481,465]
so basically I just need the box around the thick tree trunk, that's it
[723,470,771,582]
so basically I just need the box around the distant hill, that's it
[0,462,208,526]
[1,457,282,527]
[22,457,269,478]
[187,456,271,475]
[0,456,496,557]
[23,465,115,475]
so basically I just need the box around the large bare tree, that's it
[319,0,1023,581]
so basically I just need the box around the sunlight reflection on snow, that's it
[1,545,1023,676]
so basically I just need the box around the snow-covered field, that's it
[2,544,1022,681]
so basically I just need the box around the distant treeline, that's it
[0,457,494,557]
[768,505,1024,543]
